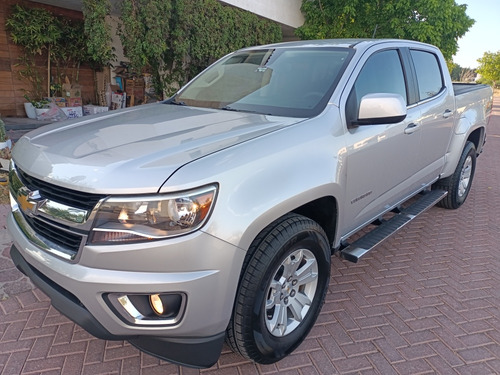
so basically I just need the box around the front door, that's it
[341,48,424,236]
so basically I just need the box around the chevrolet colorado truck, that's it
[8,39,493,368]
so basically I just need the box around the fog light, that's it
[107,292,185,325]
[150,294,164,315]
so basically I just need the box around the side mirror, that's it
[356,93,407,125]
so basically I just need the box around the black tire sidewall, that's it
[451,142,476,207]
[434,141,477,209]
[248,225,330,363]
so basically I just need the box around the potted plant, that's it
[23,94,50,119]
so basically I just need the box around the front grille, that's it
[17,168,106,211]
[24,215,84,254]
[10,167,106,261]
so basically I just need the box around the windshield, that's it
[172,47,353,117]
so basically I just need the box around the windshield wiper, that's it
[164,96,186,106]
[221,105,240,112]
[221,106,271,115]
[169,99,186,106]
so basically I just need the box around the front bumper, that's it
[7,212,245,368]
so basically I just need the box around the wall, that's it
[0,0,96,117]
[219,0,304,28]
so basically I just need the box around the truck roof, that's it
[247,38,436,52]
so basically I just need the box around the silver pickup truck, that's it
[8,39,493,368]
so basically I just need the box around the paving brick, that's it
[398,344,437,361]
[454,362,496,375]
[27,336,54,360]
[486,358,500,374]
[52,323,76,345]
[340,341,377,358]
[428,341,464,367]
[82,359,122,375]
[294,337,321,353]
[61,353,86,375]
[426,356,462,375]
[2,350,30,375]
[295,365,320,375]
[459,332,494,348]
[317,336,345,361]
[403,330,439,346]
[372,338,406,364]
[49,341,88,357]
[365,352,399,375]
[392,358,435,374]
[22,356,65,373]
[333,355,372,374]
[406,317,440,332]
[457,346,496,364]
[324,322,353,346]
[84,339,105,364]
[459,319,494,335]
[307,350,338,375]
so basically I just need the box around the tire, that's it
[226,213,331,364]
[434,141,476,209]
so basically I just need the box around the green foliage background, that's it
[82,0,114,67]
[296,0,474,61]
[477,51,500,88]
[118,0,282,96]
[6,4,96,100]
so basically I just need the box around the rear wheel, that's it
[434,141,476,209]
[227,214,331,364]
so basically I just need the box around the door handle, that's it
[443,109,453,118]
[404,123,419,134]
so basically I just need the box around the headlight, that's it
[89,185,217,244]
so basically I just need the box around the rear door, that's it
[408,48,455,180]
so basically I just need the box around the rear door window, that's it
[410,50,444,101]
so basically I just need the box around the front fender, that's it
[162,108,347,252]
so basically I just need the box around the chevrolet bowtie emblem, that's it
[18,188,47,217]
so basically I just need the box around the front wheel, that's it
[434,141,476,209]
[226,214,331,364]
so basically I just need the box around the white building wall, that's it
[219,0,304,28]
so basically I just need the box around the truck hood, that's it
[13,103,303,194]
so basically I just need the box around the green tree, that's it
[82,0,114,66]
[118,0,282,96]
[296,0,474,60]
[477,51,500,88]
[449,63,476,82]
[6,4,62,98]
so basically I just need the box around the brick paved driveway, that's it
[1,98,499,374]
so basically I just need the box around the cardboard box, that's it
[67,97,82,107]
[111,92,126,110]
[125,79,145,106]
[46,97,67,107]
[83,105,109,116]
[62,107,83,118]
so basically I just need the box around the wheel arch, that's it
[467,127,485,155]
[236,195,338,292]
[291,196,338,247]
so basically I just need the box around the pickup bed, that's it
[8,39,493,368]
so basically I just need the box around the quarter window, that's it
[410,50,444,100]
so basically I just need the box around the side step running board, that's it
[340,189,447,263]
